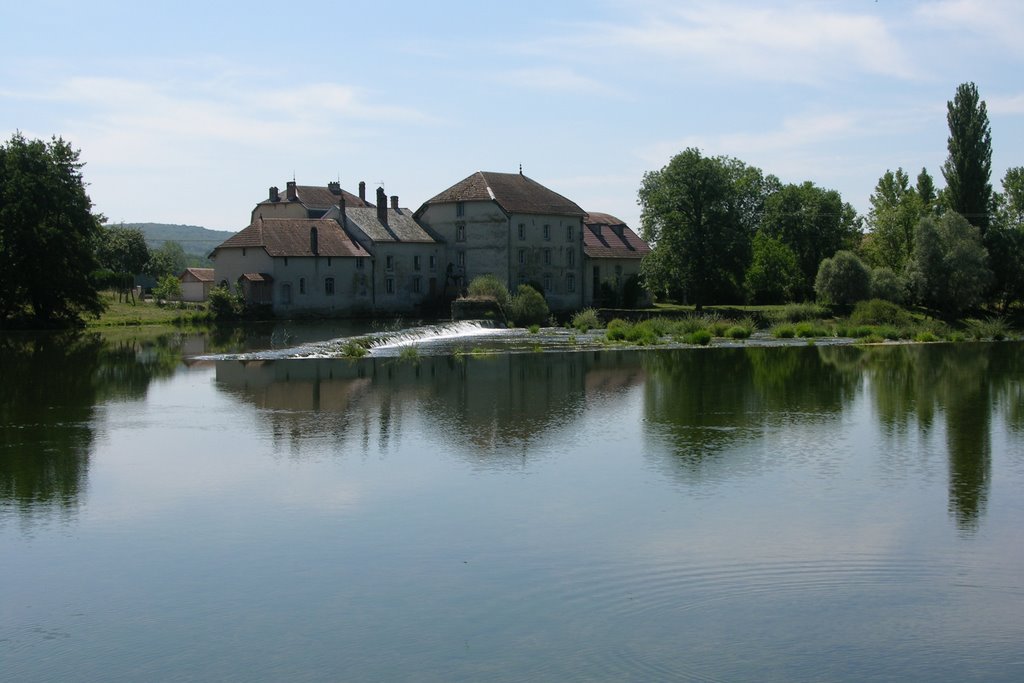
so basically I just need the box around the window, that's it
[310,226,318,254]
[567,273,576,293]
[518,223,525,240]
[456,224,466,242]
[327,256,332,267]
[615,265,623,282]
[429,255,436,270]
[543,273,552,292]
[457,251,465,268]
[544,248,551,265]
[356,257,364,270]
[518,248,526,265]
[566,225,573,242]
[299,277,306,295]
[385,277,395,294]
[325,277,335,295]
[543,224,550,241]
[412,276,421,294]
[242,248,246,256]
[456,201,465,217]
[281,283,292,305]
[414,255,421,271]
[567,249,574,266]
[386,255,394,271]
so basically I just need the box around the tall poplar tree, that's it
[942,82,993,233]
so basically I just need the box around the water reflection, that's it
[0,331,188,518]
[214,351,647,465]
[859,343,1013,532]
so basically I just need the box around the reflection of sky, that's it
[4,348,1024,682]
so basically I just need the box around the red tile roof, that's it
[212,218,371,258]
[181,267,214,282]
[582,213,651,260]
[419,171,585,217]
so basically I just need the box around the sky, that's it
[3,0,1023,234]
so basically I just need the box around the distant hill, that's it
[119,223,237,262]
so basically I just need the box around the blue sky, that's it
[3,0,1023,232]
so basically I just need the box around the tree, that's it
[638,148,752,310]
[916,167,938,214]
[985,167,1024,308]
[864,168,924,271]
[96,224,150,303]
[147,240,188,280]
[814,250,871,305]
[761,181,860,300]
[152,274,182,304]
[942,82,993,233]
[744,231,800,304]
[907,212,991,316]
[869,267,904,303]
[0,133,104,326]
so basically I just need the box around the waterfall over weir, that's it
[370,320,501,351]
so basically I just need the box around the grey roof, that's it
[418,171,585,217]
[339,206,438,244]
[256,184,373,210]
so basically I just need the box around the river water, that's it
[1,327,1022,681]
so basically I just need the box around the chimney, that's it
[328,181,341,195]
[286,181,297,201]
[376,186,388,225]
[391,195,399,210]
[269,186,279,202]
[359,181,366,204]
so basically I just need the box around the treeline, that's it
[640,82,1021,318]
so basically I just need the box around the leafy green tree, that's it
[942,82,993,233]
[985,167,1024,308]
[869,267,904,303]
[814,250,871,305]
[0,133,105,326]
[147,240,188,279]
[916,167,938,214]
[96,224,150,303]
[761,182,860,299]
[744,231,801,304]
[152,274,182,304]
[865,168,924,271]
[906,212,991,316]
[638,148,754,310]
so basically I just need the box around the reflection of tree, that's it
[861,344,996,532]
[214,352,647,464]
[642,347,860,479]
[0,331,184,517]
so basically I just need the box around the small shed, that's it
[180,267,215,302]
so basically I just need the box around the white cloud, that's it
[575,1,917,84]
[497,67,621,96]
[987,94,1024,116]
[916,0,1024,55]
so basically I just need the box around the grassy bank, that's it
[87,292,211,328]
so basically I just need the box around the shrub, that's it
[687,329,712,345]
[850,299,911,326]
[795,321,829,338]
[528,324,540,334]
[572,308,602,332]
[772,324,796,338]
[208,286,243,320]
[398,346,420,362]
[340,340,368,357]
[606,318,629,340]
[815,250,871,305]
[725,325,750,339]
[767,302,828,323]
[621,273,645,308]
[915,331,940,342]
[507,285,549,327]
[466,274,510,308]
[967,317,1009,340]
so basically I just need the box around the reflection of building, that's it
[214,353,645,459]
[211,174,651,315]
